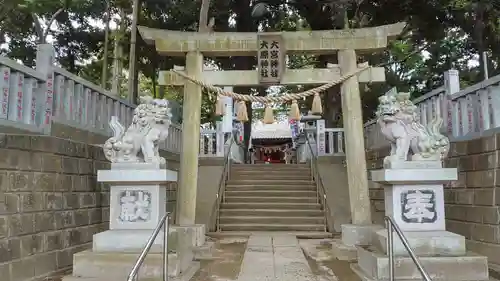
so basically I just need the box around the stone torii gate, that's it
[138,23,405,231]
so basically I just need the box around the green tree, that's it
[3,0,500,127]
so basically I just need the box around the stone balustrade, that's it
[323,128,345,155]
[0,56,47,132]
[198,119,345,159]
[51,66,135,136]
[364,70,500,149]
[0,45,134,140]
[312,120,345,156]
[162,124,182,153]
[0,44,184,154]
[199,128,225,157]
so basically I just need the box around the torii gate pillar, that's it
[177,51,203,224]
[338,49,372,225]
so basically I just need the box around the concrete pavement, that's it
[236,234,318,281]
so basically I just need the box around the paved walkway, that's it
[236,234,318,281]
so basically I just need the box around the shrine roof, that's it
[251,122,293,139]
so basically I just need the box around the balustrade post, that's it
[7,72,24,122]
[0,66,10,120]
[222,87,233,133]
[316,119,326,156]
[216,121,224,157]
[443,69,460,137]
[491,86,500,128]
[35,44,56,130]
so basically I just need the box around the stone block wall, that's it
[0,134,111,281]
[366,133,500,265]
[161,151,180,218]
[50,122,108,145]
[0,134,180,281]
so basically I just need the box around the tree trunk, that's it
[198,0,211,32]
[101,0,111,89]
[111,8,126,96]
[127,0,141,103]
[293,0,344,127]
[111,30,122,95]
[474,1,487,80]
[231,0,256,162]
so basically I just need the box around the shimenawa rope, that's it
[171,65,371,103]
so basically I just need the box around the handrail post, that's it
[386,218,394,281]
[384,216,433,281]
[305,136,331,233]
[163,214,170,281]
[212,138,234,232]
[227,156,231,186]
[127,213,170,281]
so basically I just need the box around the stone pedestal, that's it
[94,162,177,251]
[331,224,383,261]
[352,161,489,281]
[63,163,201,281]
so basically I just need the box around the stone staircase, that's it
[218,164,326,232]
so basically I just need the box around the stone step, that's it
[219,215,325,225]
[224,196,317,203]
[63,261,199,281]
[71,250,194,279]
[221,202,322,210]
[63,276,160,281]
[219,223,325,232]
[351,264,492,281]
[219,208,324,217]
[225,190,317,197]
[206,231,333,239]
[231,169,311,176]
[231,169,311,174]
[230,169,311,174]
[355,246,489,281]
[231,164,309,170]
[225,184,316,191]
[226,179,313,185]
[232,169,311,174]
[230,174,311,180]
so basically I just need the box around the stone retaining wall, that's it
[0,134,110,281]
[366,134,500,265]
[0,134,179,281]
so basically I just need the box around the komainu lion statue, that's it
[376,91,450,166]
[103,96,172,164]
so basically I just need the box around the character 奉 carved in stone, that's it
[103,96,172,164]
[376,91,450,166]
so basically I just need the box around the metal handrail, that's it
[208,135,235,232]
[304,134,331,232]
[385,216,432,281]
[127,212,171,281]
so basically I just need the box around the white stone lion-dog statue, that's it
[375,91,450,167]
[103,96,172,164]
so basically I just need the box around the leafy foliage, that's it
[1,0,500,125]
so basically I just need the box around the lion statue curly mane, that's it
[375,90,450,167]
[103,96,172,164]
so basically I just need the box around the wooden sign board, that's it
[257,34,285,85]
